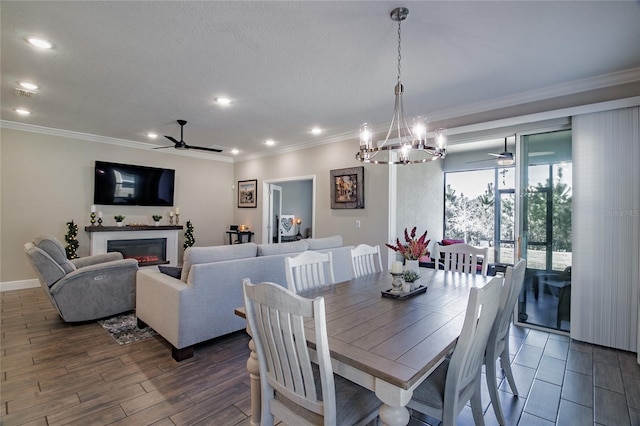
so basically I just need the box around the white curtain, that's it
[572,106,640,352]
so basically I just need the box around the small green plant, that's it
[114,215,125,222]
[402,270,421,283]
[152,215,163,222]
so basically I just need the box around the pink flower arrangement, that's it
[386,227,431,260]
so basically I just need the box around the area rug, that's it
[98,312,157,345]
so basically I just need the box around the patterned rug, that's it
[98,312,157,345]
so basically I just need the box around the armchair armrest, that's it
[71,252,124,269]
[50,258,138,295]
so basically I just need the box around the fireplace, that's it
[107,238,168,266]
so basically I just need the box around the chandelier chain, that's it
[397,19,402,83]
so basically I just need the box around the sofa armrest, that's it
[71,252,124,269]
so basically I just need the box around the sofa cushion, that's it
[34,235,76,274]
[257,240,308,257]
[181,243,258,281]
[306,235,343,250]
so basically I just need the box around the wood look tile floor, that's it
[2,287,640,426]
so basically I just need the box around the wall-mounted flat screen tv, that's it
[94,161,175,206]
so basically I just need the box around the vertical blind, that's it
[572,106,640,352]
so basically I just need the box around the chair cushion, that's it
[275,370,380,425]
[441,239,465,246]
[34,235,76,274]
[411,359,448,409]
[306,235,343,250]
[257,240,308,256]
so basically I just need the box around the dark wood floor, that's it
[3,287,640,426]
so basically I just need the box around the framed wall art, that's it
[330,166,364,209]
[238,179,258,208]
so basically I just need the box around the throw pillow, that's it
[158,265,182,279]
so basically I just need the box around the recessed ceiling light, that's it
[230,149,239,155]
[18,81,39,91]
[26,37,53,49]
[264,139,275,146]
[310,127,323,135]
[147,132,158,139]
[215,97,232,105]
[15,108,31,116]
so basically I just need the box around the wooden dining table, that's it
[235,268,496,426]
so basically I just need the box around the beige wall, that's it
[1,128,234,282]
[234,138,391,265]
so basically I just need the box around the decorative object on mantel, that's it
[98,312,157,345]
[114,215,125,227]
[330,167,364,209]
[356,7,447,165]
[90,204,97,226]
[184,220,195,249]
[175,207,180,225]
[97,211,103,226]
[169,210,174,225]
[64,220,79,259]
[152,215,163,226]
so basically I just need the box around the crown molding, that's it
[428,67,640,122]
[0,120,234,163]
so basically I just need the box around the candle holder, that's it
[90,212,96,226]
[390,272,404,293]
[175,213,180,225]
[169,216,174,225]
[97,217,103,226]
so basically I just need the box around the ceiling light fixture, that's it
[310,127,323,135]
[26,37,53,49]
[15,108,31,116]
[230,149,239,155]
[264,139,275,146]
[357,7,447,165]
[215,97,231,105]
[147,132,158,139]
[18,81,39,91]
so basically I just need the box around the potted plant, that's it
[402,270,421,291]
[386,226,430,273]
[114,215,125,227]
[152,215,162,226]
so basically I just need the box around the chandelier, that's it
[356,7,447,165]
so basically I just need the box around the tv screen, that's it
[94,161,175,206]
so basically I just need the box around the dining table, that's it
[235,268,497,426]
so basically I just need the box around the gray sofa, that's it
[24,235,138,322]
[136,236,353,361]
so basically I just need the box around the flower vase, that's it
[116,222,123,227]
[154,221,160,227]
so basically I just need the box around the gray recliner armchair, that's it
[24,235,138,322]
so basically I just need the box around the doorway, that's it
[261,175,316,244]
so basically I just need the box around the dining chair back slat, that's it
[285,251,335,293]
[350,244,383,278]
[436,243,489,276]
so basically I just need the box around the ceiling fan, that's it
[154,120,222,153]
[467,136,515,165]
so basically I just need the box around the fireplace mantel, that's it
[85,225,183,266]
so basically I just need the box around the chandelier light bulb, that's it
[435,128,447,151]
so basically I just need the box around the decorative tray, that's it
[381,285,428,300]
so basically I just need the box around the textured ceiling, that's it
[2,1,639,160]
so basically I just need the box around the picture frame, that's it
[330,166,364,209]
[238,179,258,208]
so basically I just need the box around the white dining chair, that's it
[485,258,526,425]
[285,250,335,293]
[350,244,383,278]
[242,279,381,426]
[407,277,502,426]
[436,243,489,276]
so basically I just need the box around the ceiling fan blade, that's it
[164,135,180,145]
[184,144,223,153]
[465,158,496,164]
[152,145,174,150]
[488,153,508,158]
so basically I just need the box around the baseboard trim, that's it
[1,279,40,292]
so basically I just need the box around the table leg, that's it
[245,326,261,426]
[375,379,412,426]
